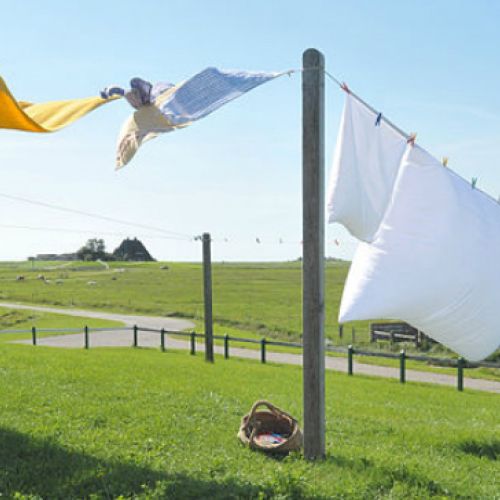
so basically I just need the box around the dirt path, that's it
[2,302,499,394]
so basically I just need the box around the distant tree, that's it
[76,238,107,261]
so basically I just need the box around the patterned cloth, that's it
[116,67,283,168]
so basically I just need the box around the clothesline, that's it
[324,70,411,140]
[294,66,412,140]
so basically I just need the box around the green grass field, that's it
[0,343,498,499]
[0,260,352,342]
[1,259,498,381]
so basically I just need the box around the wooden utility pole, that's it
[202,232,214,362]
[302,48,326,460]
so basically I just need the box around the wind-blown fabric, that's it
[327,94,407,242]
[116,67,284,169]
[0,77,120,133]
[339,144,500,361]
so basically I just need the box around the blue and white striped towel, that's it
[116,67,285,169]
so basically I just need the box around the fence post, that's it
[84,325,89,350]
[339,324,343,339]
[202,232,214,363]
[261,338,267,364]
[133,325,138,347]
[224,334,229,359]
[399,349,406,383]
[457,357,464,392]
[31,326,37,346]
[160,328,165,352]
[348,345,353,375]
[190,332,196,355]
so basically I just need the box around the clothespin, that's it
[334,239,340,246]
[407,133,417,146]
[256,238,261,244]
[375,112,382,126]
[340,82,350,93]
[471,177,478,189]
[442,157,448,167]
[279,238,283,244]
[193,235,202,242]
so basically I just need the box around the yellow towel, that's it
[0,77,121,133]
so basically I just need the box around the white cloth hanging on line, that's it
[327,93,407,242]
[338,144,500,361]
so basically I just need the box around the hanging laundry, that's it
[327,94,407,242]
[339,144,500,361]
[116,67,285,169]
[0,77,121,133]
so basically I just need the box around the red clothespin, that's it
[407,133,417,146]
[340,82,350,93]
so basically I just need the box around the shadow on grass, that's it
[322,453,451,497]
[0,427,315,499]
[459,439,499,461]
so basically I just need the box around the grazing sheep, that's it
[55,279,64,285]
[87,281,97,286]
[16,275,25,281]
[37,274,45,280]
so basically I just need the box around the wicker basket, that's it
[237,400,303,454]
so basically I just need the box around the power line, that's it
[0,223,191,241]
[0,192,193,240]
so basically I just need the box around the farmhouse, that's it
[113,238,155,261]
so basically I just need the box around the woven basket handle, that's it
[250,400,296,421]
[248,400,282,419]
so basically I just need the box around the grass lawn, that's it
[0,343,498,499]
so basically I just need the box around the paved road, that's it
[2,302,499,393]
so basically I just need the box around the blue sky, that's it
[1,0,499,261]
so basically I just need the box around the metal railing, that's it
[2,325,498,392]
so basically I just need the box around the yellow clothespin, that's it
[407,133,417,146]
[442,157,448,167]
